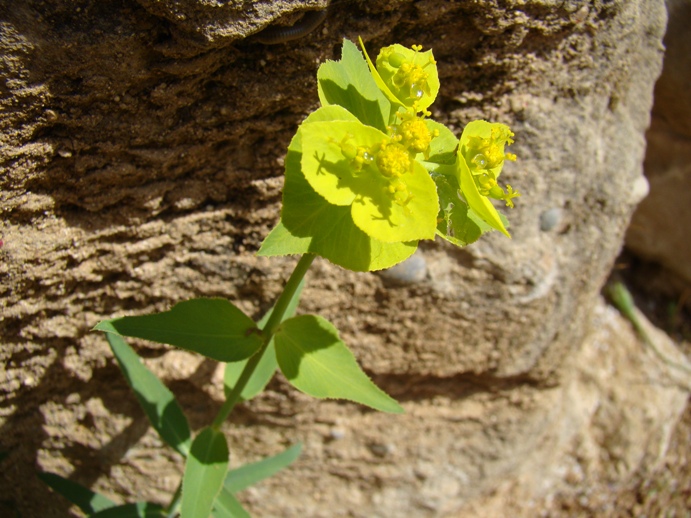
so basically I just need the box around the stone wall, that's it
[1,1,685,516]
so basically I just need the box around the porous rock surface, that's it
[1,0,685,516]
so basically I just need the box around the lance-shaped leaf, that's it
[38,472,116,514]
[317,38,391,131]
[274,315,403,413]
[182,427,229,518]
[106,333,191,456]
[94,299,263,363]
[300,120,438,243]
[258,106,417,272]
[90,503,166,517]
[212,489,250,518]
[223,443,302,493]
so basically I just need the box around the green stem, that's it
[165,254,315,515]
[211,253,316,430]
[165,483,182,517]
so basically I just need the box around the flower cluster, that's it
[259,38,521,272]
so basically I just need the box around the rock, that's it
[1,1,681,517]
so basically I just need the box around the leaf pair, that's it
[97,297,402,414]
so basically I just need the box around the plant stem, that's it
[211,253,316,430]
[165,254,316,515]
[165,483,182,517]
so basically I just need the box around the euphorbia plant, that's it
[40,38,521,518]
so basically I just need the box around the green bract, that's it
[456,120,520,237]
[360,38,440,115]
[300,120,438,242]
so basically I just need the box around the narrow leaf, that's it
[38,472,116,514]
[223,279,305,402]
[94,298,263,363]
[212,488,251,518]
[90,502,166,517]
[275,315,403,413]
[224,443,302,493]
[181,427,229,518]
[106,333,192,456]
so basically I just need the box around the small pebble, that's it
[328,428,346,440]
[540,207,563,232]
[630,175,649,205]
[378,251,427,284]
[367,442,394,457]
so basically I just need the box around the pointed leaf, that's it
[90,502,165,517]
[223,279,305,402]
[317,38,391,131]
[274,315,403,413]
[224,443,302,493]
[181,427,229,518]
[106,333,191,456]
[212,489,251,518]
[38,472,116,514]
[94,299,263,363]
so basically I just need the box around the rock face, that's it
[0,1,683,517]
[626,0,691,283]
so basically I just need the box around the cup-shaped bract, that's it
[359,38,440,115]
[456,120,519,237]
[299,119,439,243]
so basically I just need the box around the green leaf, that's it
[274,315,403,413]
[181,427,229,518]
[90,502,166,517]
[258,107,417,272]
[223,279,305,402]
[94,299,263,363]
[432,172,483,247]
[106,333,192,456]
[38,472,116,514]
[212,489,251,518]
[224,443,302,493]
[317,38,391,131]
